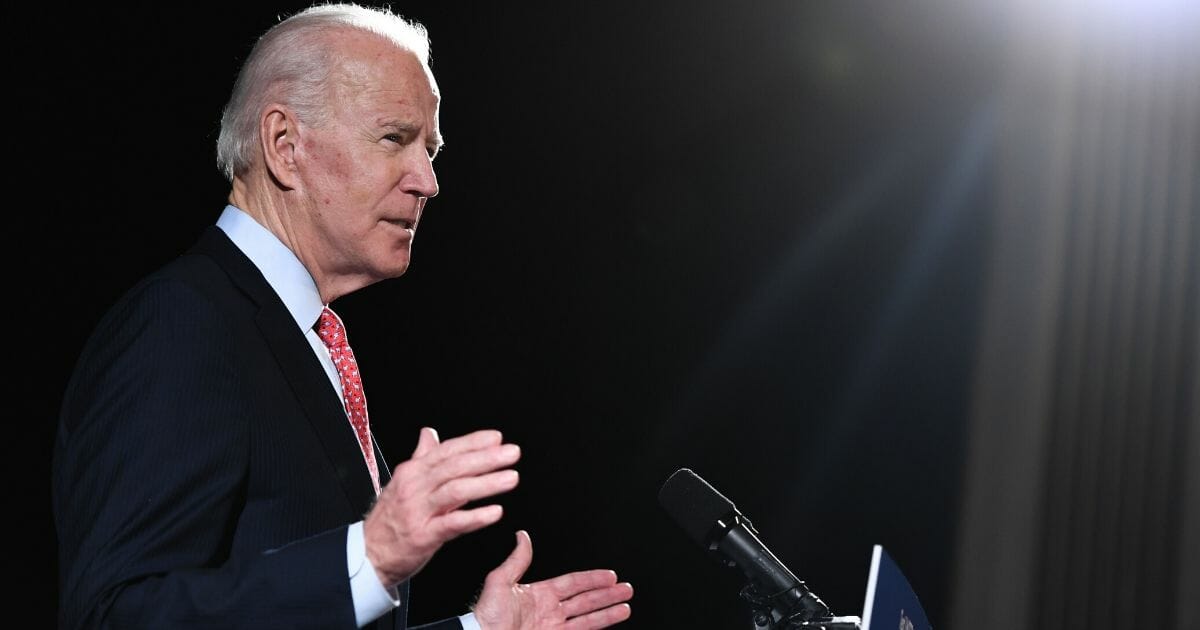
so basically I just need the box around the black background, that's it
[26,2,1010,627]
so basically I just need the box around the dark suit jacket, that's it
[53,227,462,630]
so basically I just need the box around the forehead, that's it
[330,30,440,112]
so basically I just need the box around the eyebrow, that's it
[380,120,444,150]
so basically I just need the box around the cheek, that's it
[303,139,356,206]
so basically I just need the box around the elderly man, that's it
[52,4,633,629]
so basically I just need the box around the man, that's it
[52,4,633,629]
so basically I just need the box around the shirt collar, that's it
[215,204,325,331]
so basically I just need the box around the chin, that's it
[380,258,412,279]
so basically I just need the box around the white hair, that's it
[215,3,432,181]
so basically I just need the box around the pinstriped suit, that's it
[53,226,461,630]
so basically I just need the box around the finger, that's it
[426,444,521,486]
[431,504,505,539]
[429,469,520,511]
[411,427,441,458]
[563,602,632,630]
[388,441,516,492]
[424,429,505,462]
[487,529,533,586]
[541,569,620,600]
[560,582,634,619]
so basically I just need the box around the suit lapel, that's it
[190,227,379,514]
[255,308,380,512]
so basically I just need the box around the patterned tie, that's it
[316,306,381,494]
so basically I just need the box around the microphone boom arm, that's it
[657,468,861,630]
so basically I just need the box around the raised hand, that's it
[364,427,522,587]
[473,530,633,629]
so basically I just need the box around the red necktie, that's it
[316,306,381,494]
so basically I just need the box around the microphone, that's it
[658,467,833,625]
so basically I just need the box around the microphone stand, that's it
[739,582,862,630]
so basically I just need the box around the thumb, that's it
[412,427,440,458]
[487,530,533,586]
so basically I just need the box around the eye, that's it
[383,133,403,144]
[426,145,440,160]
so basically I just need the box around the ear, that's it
[260,104,302,190]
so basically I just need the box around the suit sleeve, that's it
[53,277,359,629]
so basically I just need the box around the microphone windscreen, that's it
[658,468,738,547]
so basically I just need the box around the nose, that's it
[405,151,439,199]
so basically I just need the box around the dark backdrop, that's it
[25,2,1007,627]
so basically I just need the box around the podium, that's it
[858,545,932,630]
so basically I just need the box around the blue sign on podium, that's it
[860,545,932,630]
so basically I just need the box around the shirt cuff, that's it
[459,612,481,630]
[347,520,401,627]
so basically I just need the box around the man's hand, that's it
[364,427,521,588]
[473,530,634,629]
